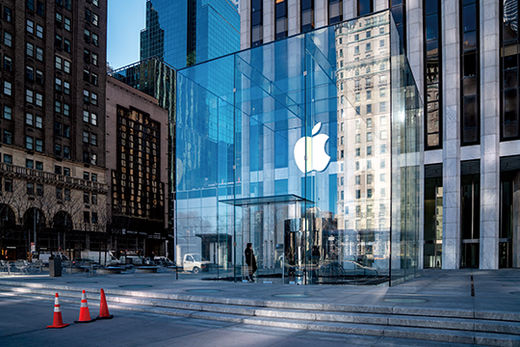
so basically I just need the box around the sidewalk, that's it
[1,269,519,316]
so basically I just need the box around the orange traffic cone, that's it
[47,293,70,329]
[74,290,96,323]
[96,288,113,320]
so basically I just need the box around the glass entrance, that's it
[461,160,480,269]
[424,164,443,268]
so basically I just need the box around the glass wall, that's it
[176,11,422,285]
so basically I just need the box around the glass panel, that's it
[176,10,422,285]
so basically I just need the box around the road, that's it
[0,294,461,346]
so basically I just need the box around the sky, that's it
[107,0,146,70]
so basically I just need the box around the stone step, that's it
[2,280,518,323]
[1,290,519,347]
[2,285,520,340]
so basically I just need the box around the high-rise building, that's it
[0,0,108,260]
[239,0,520,270]
[105,76,169,257]
[140,0,240,69]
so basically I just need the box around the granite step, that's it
[1,284,520,346]
[0,290,519,346]
[1,280,518,322]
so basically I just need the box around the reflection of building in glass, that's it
[140,0,240,69]
[336,13,391,268]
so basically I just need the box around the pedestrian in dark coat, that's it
[245,243,257,282]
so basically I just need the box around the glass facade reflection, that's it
[176,11,422,285]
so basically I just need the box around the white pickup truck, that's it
[182,253,209,273]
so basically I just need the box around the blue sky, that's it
[107,0,146,69]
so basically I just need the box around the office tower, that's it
[238,0,520,270]
[0,0,107,260]
[105,76,169,257]
[140,0,240,69]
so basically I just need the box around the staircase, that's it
[0,280,519,346]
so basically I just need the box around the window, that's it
[35,116,42,129]
[55,56,62,70]
[357,0,373,16]
[91,113,97,126]
[36,93,43,107]
[4,56,12,72]
[36,184,43,197]
[91,193,97,205]
[92,212,98,224]
[26,113,34,126]
[390,0,406,52]
[3,81,12,96]
[92,53,98,66]
[63,60,71,73]
[36,70,44,85]
[91,173,97,182]
[83,172,90,180]
[329,0,343,24]
[55,78,62,92]
[3,106,12,120]
[26,19,35,34]
[26,66,35,81]
[461,0,479,145]
[301,0,314,32]
[90,133,97,146]
[64,17,71,31]
[55,143,62,155]
[356,190,361,199]
[3,130,12,144]
[84,29,91,43]
[82,131,89,143]
[367,189,373,199]
[27,43,35,57]
[35,161,43,170]
[26,159,34,169]
[27,183,35,196]
[25,89,34,104]
[83,110,89,123]
[63,103,70,116]
[83,192,90,204]
[36,47,43,61]
[37,1,44,16]
[4,32,12,47]
[63,81,70,95]
[63,167,70,176]
[56,187,63,200]
[424,0,442,148]
[55,165,63,174]
[275,0,288,40]
[83,90,90,103]
[3,7,12,22]
[55,34,62,49]
[501,1,520,140]
[91,93,98,105]
[91,73,98,86]
[64,39,71,53]
[35,139,43,152]
[83,211,90,224]
[92,33,99,46]
[63,146,70,159]
[36,24,44,38]
[26,136,34,150]
[251,0,263,47]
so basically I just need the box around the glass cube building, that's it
[175,11,422,285]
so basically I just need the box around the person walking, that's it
[244,243,257,282]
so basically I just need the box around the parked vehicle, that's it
[37,252,69,265]
[181,253,209,273]
[80,250,119,266]
[153,256,175,267]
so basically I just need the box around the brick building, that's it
[0,0,108,260]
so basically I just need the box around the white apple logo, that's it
[293,122,330,173]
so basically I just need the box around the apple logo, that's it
[293,122,330,173]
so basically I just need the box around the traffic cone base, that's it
[97,288,114,320]
[47,293,70,329]
[75,290,96,323]
[47,322,70,329]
